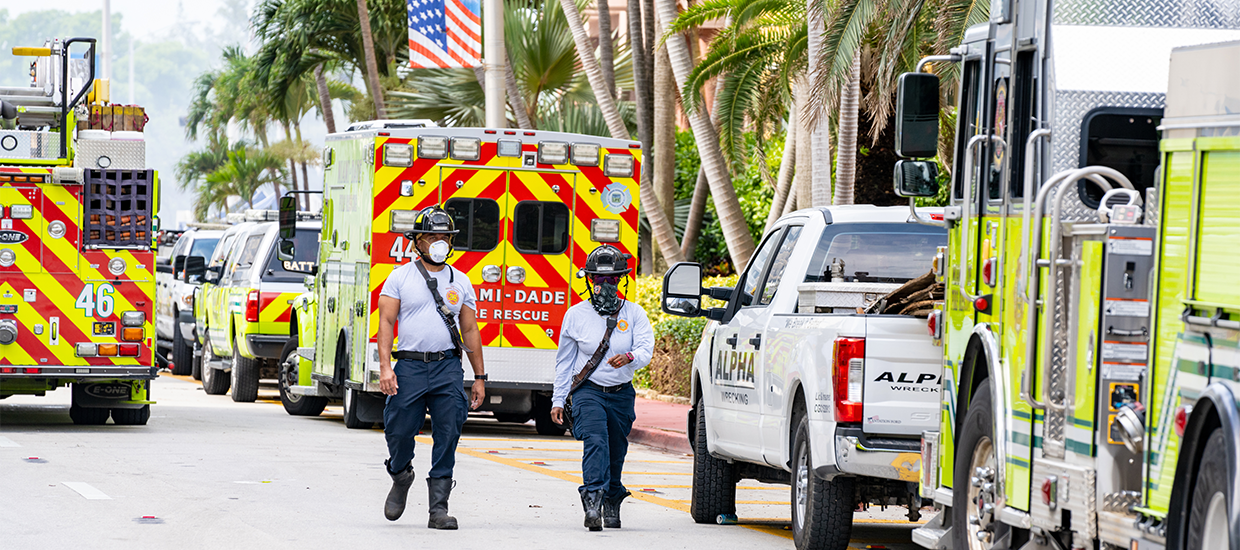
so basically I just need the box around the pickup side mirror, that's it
[173,255,187,278]
[663,262,719,318]
[204,264,222,285]
[278,196,297,240]
[893,160,940,198]
[895,72,940,158]
[277,238,295,262]
[183,256,205,282]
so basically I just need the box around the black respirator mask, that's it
[586,275,625,316]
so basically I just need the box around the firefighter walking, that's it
[376,206,486,529]
[551,245,654,531]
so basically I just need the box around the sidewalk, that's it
[628,396,693,454]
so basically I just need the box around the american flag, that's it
[407,0,482,69]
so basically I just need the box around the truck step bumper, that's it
[287,383,334,397]
[910,510,950,549]
[834,434,921,482]
[0,366,157,379]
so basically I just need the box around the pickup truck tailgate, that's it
[862,316,940,436]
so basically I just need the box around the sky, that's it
[6,0,227,41]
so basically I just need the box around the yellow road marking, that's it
[630,484,786,491]
[672,499,791,505]
[503,457,686,463]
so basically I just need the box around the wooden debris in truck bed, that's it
[864,270,943,317]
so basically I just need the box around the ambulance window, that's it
[514,201,571,255]
[445,198,500,251]
[229,234,264,282]
[1078,109,1162,209]
[954,59,982,201]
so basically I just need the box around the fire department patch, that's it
[601,183,631,214]
[446,289,460,305]
[617,319,629,332]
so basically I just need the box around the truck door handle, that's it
[749,335,762,350]
[725,334,738,348]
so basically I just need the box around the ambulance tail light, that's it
[603,154,635,178]
[121,327,144,342]
[450,137,482,161]
[539,141,569,165]
[571,143,600,166]
[119,343,140,357]
[383,143,414,167]
[1174,405,1192,437]
[76,343,98,357]
[98,343,119,357]
[121,311,145,327]
[833,337,865,423]
[246,290,260,323]
[418,136,448,159]
[390,210,419,233]
[10,204,33,219]
[590,219,621,243]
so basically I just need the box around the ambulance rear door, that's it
[499,168,576,349]
[439,162,507,348]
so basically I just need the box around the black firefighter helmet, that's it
[578,244,633,279]
[404,206,459,239]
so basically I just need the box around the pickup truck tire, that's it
[69,402,110,425]
[191,348,203,381]
[171,320,193,376]
[201,341,231,395]
[689,398,737,523]
[111,405,150,426]
[230,346,260,403]
[279,337,327,417]
[953,383,1000,550]
[1186,428,1230,550]
[342,386,373,429]
[791,414,854,550]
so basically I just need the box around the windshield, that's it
[189,237,219,259]
[263,228,320,283]
[803,224,946,284]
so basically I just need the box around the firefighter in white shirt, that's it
[550,245,654,531]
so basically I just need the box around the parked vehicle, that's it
[661,205,946,549]
[192,221,256,382]
[155,228,221,376]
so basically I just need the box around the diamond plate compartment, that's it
[74,139,146,170]
[1055,0,1240,28]
[0,130,62,160]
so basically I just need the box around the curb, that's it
[628,425,692,455]
[635,388,691,405]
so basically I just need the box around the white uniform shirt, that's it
[379,261,476,352]
[552,300,654,408]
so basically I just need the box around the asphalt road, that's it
[0,374,923,549]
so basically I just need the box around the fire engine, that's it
[276,121,640,433]
[0,38,159,425]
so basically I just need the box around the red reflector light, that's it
[246,290,260,323]
[833,337,865,423]
[503,131,516,135]
[24,367,40,374]
[1174,405,1191,437]
[930,213,944,221]
[974,296,989,312]
[119,344,140,357]
[524,132,535,136]
[485,130,496,134]
[378,132,390,136]
[629,144,641,148]
[982,258,996,286]
[1,367,17,373]
[1041,478,1053,505]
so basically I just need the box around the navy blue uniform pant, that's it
[571,383,636,498]
[384,357,468,478]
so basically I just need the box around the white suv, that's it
[155,228,222,376]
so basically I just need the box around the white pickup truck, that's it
[661,205,946,550]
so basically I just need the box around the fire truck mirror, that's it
[893,160,940,198]
[183,256,206,283]
[278,196,297,239]
[895,72,940,158]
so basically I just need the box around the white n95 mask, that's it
[426,240,451,264]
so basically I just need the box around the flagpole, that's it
[483,0,505,128]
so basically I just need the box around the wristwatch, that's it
[474,374,488,381]
[625,352,634,362]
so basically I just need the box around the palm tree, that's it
[356,0,387,118]
[206,147,288,211]
[658,0,756,270]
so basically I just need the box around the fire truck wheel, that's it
[202,341,231,395]
[533,394,566,436]
[790,413,853,550]
[279,338,327,417]
[230,345,260,403]
[1187,427,1231,550]
[111,405,150,426]
[343,386,373,429]
[171,320,193,376]
[953,383,1004,550]
[69,402,110,425]
[191,349,203,381]
[689,396,737,524]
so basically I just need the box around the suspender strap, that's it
[569,311,621,395]
[412,260,472,355]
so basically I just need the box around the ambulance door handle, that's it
[749,334,762,350]
[725,334,738,348]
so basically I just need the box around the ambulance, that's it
[0,38,159,425]
[277,121,641,433]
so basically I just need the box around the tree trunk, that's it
[313,64,336,135]
[505,50,535,129]
[766,127,796,232]
[641,0,655,142]
[656,0,754,271]
[834,50,860,205]
[792,76,812,216]
[628,0,652,155]
[597,0,616,99]
[294,122,310,210]
[782,185,798,215]
[807,0,831,206]
[558,0,628,140]
[653,44,676,228]
[356,0,387,119]
[680,167,708,258]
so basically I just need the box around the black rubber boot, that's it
[384,460,415,521]
[581,490,604,531]
[427,477,459,530]
[603,491,630,528]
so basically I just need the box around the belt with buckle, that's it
[394,349,457,362]
[585,380,632,393]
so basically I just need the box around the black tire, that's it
[191,344,203,381]
[279,337,327,417]
[689,396,738,523]
[201,340,231,395]
[1187,428,1232,550]
[69,402,110,425]
[953,383,1001,550]
[111,405,151,425]
[533,394,567,436]
[790,413,854,550]
[342,386,373,429]
[230,343,260,403]
[171,317,193,376]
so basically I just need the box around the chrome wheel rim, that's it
[793,440,809,532]
[966,436,997,549]
[280,352,302,403]
[1202,491,1230,549]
